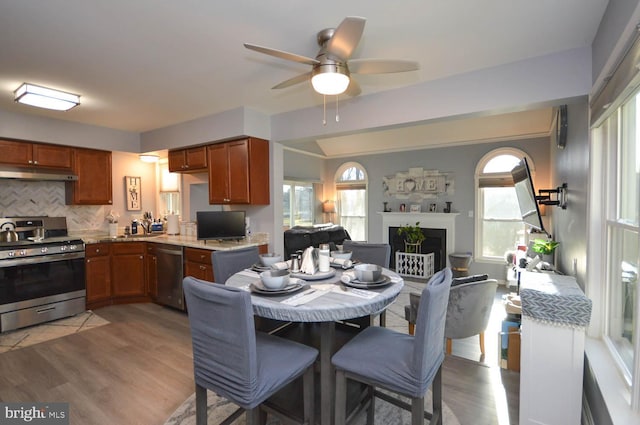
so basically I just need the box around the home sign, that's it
[383,167,453,200]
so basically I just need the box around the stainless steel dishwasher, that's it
[155,244,185,310]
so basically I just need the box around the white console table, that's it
[519,270,592,425]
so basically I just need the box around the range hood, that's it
[0,167,78,181]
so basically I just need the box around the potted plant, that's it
[531,238,559,262]
[397,222,426,253]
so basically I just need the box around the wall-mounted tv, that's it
[511,158,546,233]
[196,211,246,241]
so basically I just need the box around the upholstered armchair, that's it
[405,275,498,356]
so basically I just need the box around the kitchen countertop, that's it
[73,231,269,251]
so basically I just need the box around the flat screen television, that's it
[196,211,246,241]
[511,157,546,233]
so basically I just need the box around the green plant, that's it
[397,222,426,253]
[531,239,560,255]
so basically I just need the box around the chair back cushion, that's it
[446,279,498,339]
[413,268,452,392]
[183,277,258,406]
[211,245,260,284]
[342,241,391,268]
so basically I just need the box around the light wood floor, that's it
[0,289,519,425]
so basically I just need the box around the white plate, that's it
[290,268,336,281]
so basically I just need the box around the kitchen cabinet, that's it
[184,247,214,282]
[111,242,146,299]
[0,139,72,170]
[146,244,158,299]
[65,147,112,205]
[208,137,270,205]
[85,243,112,308]
[168,146,208,172]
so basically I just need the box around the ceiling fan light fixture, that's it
[311,65,350,95]
[14,83,80,111]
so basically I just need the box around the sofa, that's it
[284,225,351,259]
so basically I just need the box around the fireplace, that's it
[379,212,458,270]
[389,227,446,271]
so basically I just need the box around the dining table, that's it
[226,266,404,425]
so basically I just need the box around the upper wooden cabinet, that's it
[207,137,269,205]
[65,147,113,205]
[168,146,208,172]
[0,139,72,170]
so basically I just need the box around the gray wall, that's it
[324,137,550,277]
[551,99,589,289]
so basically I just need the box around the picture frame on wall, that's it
[125,176,141,211]
[410,204,421,213]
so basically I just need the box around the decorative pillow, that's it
[451,274,489,287]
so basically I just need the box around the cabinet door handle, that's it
[28,160,33,164]
[199,265,206,270]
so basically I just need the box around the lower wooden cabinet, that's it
[85,243,112,306]
[146,244,158,299]
[184,247,214,282]
[111,242,146,298]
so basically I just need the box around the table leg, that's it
[320,321,336,425]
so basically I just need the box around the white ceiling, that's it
[0,1,608,155]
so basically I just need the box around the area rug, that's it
[0,310,109,353]
[164,389,460,425]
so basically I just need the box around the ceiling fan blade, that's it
[325,17,366,61]
[244,43,319,66]
[349,59,420,74]
[272,71,313,89]
[345,78,361,97]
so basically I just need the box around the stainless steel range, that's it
[0,216,85,332]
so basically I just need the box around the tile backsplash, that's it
[0,180,107,231]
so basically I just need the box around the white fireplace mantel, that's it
[378,212,459,261]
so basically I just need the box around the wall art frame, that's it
[125,176,141,211]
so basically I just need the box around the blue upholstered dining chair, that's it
[342,240,391,268]
[183,277,318,425]
[332,268,453,425]
[211,245,260,284]
[342,241,392,327]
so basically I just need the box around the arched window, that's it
[475,148,534,262]
[335,162,368,241]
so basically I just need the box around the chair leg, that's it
[195,383,207,425]
[335,369,347,425]
[303,367,315,425]
[246,407,260,425]
[410,396,424,425]
[366,385,375,425]
[408,322,415,335]
[431,365,443,425]
[446,338,452,355]
[379,310,386,327]
[479,332,485,355]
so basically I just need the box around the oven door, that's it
[0,252,86,309]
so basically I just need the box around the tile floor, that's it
[0,310,110,353]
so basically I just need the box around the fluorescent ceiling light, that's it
[14,83,80,111]
[139,154,159,163]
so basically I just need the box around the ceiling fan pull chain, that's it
[323,95,327,126]
[335,95,340,122]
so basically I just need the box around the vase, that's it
[109,223,118,238]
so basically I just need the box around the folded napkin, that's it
[300,246,317,275]
[271,260,290,270]
[340,271,356,283]
[331,286,379,299]
[238,270,260,279]
[281,288,327,306]
[330,257,353,269]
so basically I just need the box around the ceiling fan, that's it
[244,16,419,97]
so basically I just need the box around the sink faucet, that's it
[139,219,153,235]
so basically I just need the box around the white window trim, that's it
[334,162,368,241]
[587,105,640,421]
[474,148,533,263]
